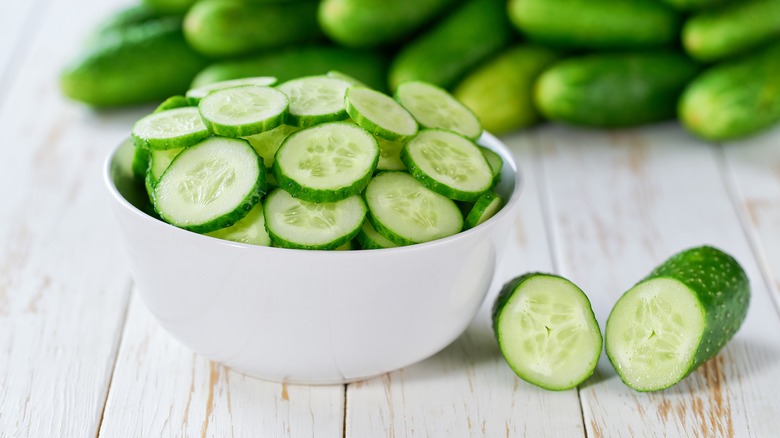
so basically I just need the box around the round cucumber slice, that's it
[401,129,493,202]
[346,87,418,142]
[395,80,482,140]
[198,85,288,138]
[273,122,378,202]
[153,137,265,233]
[606,245,750,392]
[243,124,300,169]
[186,76,278,104]
[464,191,504,229]
[264,189,366,250]
[365,171,463,246]
[132,107,210,150]
[492,273,602,391]
[206,201,271,246]
[148,147,185,187]
[277,75,352,127]
[356,221,399,250]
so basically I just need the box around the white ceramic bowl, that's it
[105,132,522,384]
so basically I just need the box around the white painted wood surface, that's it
[2,0,780,436]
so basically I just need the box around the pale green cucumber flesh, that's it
[376,136,406,171]
[150,147,185,183]
[243,124,300,169]
[132,107,210,150]
[346,86,418,142]
[479,146,503,186]
[356,220,399,250]
[464,191,504,229]
[277,75,352,127]
[198,85,288,137]
[395,81,482,139]
[206,200,271,246]
[186,76,278,104]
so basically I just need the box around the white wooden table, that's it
[2,1,780,436]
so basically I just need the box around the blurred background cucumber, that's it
[61,0,780,141]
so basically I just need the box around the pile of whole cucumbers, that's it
[61,0,780,141]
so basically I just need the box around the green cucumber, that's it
[85,4,174,46]
[198,85,289,137]
[679,41,780,141]
[660,0,732,11]
[535,52,700,127]
[356,221,399,249]
[153,95,191,113]
[276,76,351,127]
[186,76,277,105]
[395,81,482,140]
[479,146,503,188]
[317,0,456,48]
[606,246,750,392]
[191,45,389,92]
[244,124,300,169]
[508,0,680,50]
[184,0,321,58]
[206,201,271,246]
[464,191,503,229]
[132,107,210,150]
[143,0,197,15]
[375,137,406,171]
[388,0,513,90]
[683,0,780,62]
[346,87,418,142]
[60,18,208,107]
[454,45,561,134]
[492,273,602,391]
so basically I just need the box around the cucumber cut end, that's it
[496,275,602,390]
[606,277,706,392]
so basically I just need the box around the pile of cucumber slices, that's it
[131,73,505,249]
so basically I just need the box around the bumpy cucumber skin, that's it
[508,0,680,50]
[454,44,561,135]
[388,0,513,90]
[683,0,780,62]
[191,46,389,92]
[60,18,208,107]
[318,0,456,48]
[606,246,750,392]
[680,41,780,141]
[535,52,701,127]
[184,0,322,58]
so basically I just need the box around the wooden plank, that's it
[99,293,345,437]
[345,132,586,437]
[0,0,49,99]
[537,123,780,437]
[0,0,144,436]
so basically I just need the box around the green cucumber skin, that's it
[132,147,151,184]
[388,0,513,90]
[508,0,680,50]
[606,246,750,391]
[679,41,780,141]
[184,0,322,58]
[191,46,389,92]
[454,44,561,135]
[535,52,701,127]
[683,0,780,62]
[318,0,456,48]
[273,160,376,203]
[60,18,208,107]
[464,191,502,230]
[660,0,732,11]
[153,95,191,113]
[142,0,197,15]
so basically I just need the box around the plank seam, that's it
[342,384,347,438]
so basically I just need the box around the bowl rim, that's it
[103,132,523,257]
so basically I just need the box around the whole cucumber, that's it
[660,0,732,11]
[683,0,780,62]
[142,0,196,14]
[388,0,513,90]
[453,45,561,134]
[679,41,780,141]
[184,0,322,58]
[535,52,700,128]
[60,18,208,107]
[191,46,389,92]
[318,0,456,48]
[508,0,680,50]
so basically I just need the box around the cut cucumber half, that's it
[464,191,504,229]
[401,129,493,202]
[356,220,399,250]
[153,137,265,233]
[264,189,366,250]
[606,246,750,392]
[365,171,463,245]
[395,81,482,140]
[346,87,418,142]
[492,273,602,391]
[153,95,191,113]
[277,75,352,127]
[376,136,406,171]
[186,76,278,104]
[198,85,288,138]
[132,107,210,150]
[273,122,378,202]
[244,124,300,169]
[480,146,503,187]
[206,201,271,246]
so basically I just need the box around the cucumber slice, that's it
[153,95,191,113]
[492,273,602,391]
[606,246,750,392]
[132,107,210,150]
[186,76,278,104]
[153,137,265,233]
[464,191,504,229]
[148,147,186,187]
[326,70,367,88]
[365,171,463,245]
[346,86,418,142]
[243,124,300,169]
[206,201,271,246]
[376,136,406,171]
[401,129,493,202]
[132,146,150,182]
[395,80,482,140]
[277,75,352,127]
[198,85,288,138]
[273,122,378,202]
[264,189,366,250]
[479,146,503,187]
[356,220,399,250]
